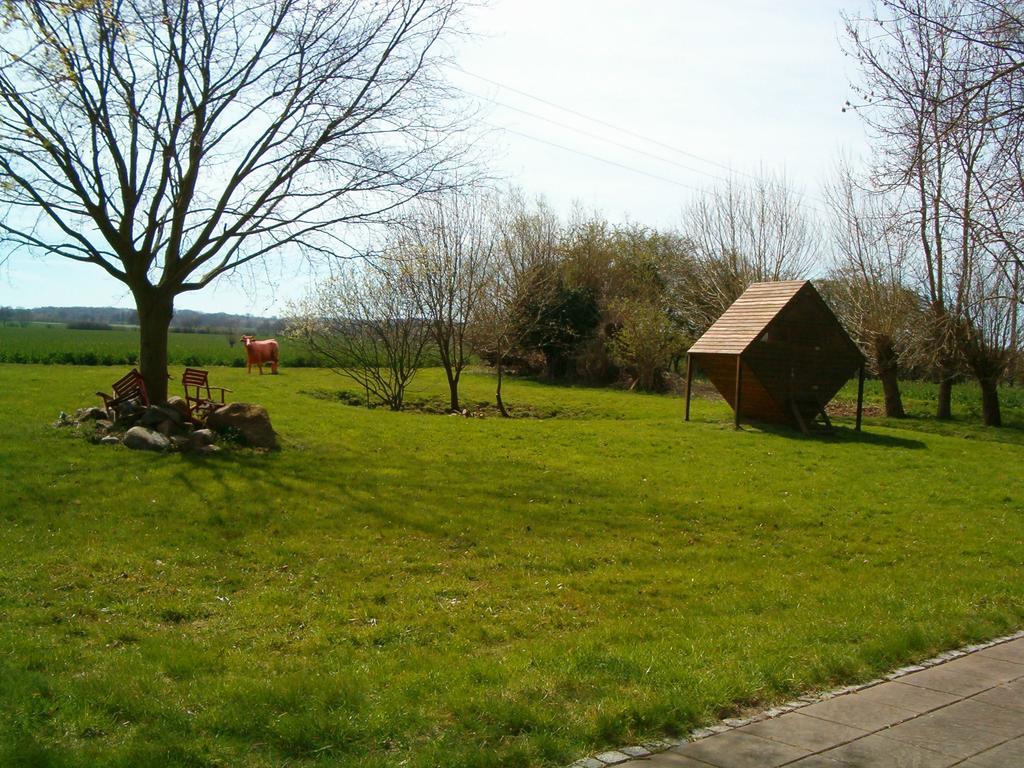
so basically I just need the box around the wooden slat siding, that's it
[688,280,808,355]
[687,280,865,428]
[691,353,788,423]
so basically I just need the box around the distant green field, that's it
[0,323,319,367]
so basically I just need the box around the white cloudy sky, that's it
[0,0,872,315]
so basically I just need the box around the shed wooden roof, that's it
[688,280,809,355]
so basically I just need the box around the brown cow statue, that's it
[241,335,280,375]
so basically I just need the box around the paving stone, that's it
[882,701,1018,758]
[842,680,959,714]
[738,711,867,752]
[640,741,674,751]
[974,680,1024,712]
[943,699,1024,737]
[786,756,848,767]
[957,736,1024,768]
[800,694,915,731]
[892,665,927,676]
[619,745,651,757]
[898,656,1024,696]
[635,752,717,767]
[688,728,717,739]
[575,759,605,768]
[979,639,1024,666]
[672,729,809,767]
[594,751,631,764]
[819,733,959,767]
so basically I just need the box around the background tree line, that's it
[3,0,1020,423]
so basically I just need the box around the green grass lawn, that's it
[2,364,1023,767]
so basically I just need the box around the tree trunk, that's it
[979,376,1002,427]
[936,370,953,420]
[446,368,460,412]
[135,290,174,404]
[496,360,509,418]
[928,302,954,420]
[873,334,906,418]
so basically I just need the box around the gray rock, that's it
[140,405,185,429]
[169,435,191,452]
[100,435,121,445]
[75,406,108,422]
[165,396,191,422]
[194,444,221,455]
[207,402,278,449]
[594,751,631,765]
[619,746,651,757]
[190,428,216,448]
[123,426,171,453]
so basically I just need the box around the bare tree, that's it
[960,260,1020,424]
[823,161,920,417]
[468,192,560,417]
[672,172,819,338]
[286,262,430,410]
[394,191,495,412]
[0,0,468,401]
[844,0,1022,424]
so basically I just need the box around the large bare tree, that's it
[823,162,920,418]
[0,0,467,401]
[844,0,1023,424]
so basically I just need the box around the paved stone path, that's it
[611,637,1024,767]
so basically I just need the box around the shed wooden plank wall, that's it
[685,280,865,429]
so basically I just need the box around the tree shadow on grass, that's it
[164,438,614,542]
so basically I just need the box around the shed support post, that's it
[684,353,693,421]
[855,362,865,432]
[733,356,743,429]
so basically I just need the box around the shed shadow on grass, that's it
[743,422,927,450]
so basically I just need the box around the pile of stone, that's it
[61,398,278,454]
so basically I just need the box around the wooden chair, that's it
[97,369,149,414]
[182,367,231,422]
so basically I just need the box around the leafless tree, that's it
[468,192,560,416]
[960,259,1020,424]
[394,191,495,412]
[672,172,819,338]
[844,0,1022,424]
[286,262,430,410]
[0,0,469,401]
[823,161,920,417]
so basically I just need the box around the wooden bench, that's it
[182,367,231,422]
[97,369,149,414]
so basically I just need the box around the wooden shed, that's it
[683,280,866,432]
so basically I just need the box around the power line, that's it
[454,65,830,215]
[469,91,734,186]
[490,125,708,194]
[453,65,765,183]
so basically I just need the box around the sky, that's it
[0,0,872,316]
